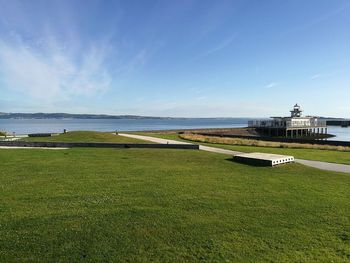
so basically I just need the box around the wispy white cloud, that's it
[193,34,236,60]
[114,48,152,75]
[310,74,321,80]
[265,82,279,88]
[307,4,350,28]
[196,96,207,101]
[120,99,278,118]
[0,36,112,104]
[285,4,350,35]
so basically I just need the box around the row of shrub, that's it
[180,133,350,152]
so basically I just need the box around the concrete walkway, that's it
[119,133,350,174]
[119,133,242,155]
[295,159,350,173]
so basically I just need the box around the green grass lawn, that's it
[0,147,349,262]
[136,132,350,164]
[22,131,150,143]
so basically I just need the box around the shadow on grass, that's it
[224,157,266,167]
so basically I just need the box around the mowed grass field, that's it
[22,131,149,143]
[0,147,349,262]
[135,132,350,165]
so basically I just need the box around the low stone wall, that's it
[28,133,52,137]
[0,141,199,150]
[193,132,350,147]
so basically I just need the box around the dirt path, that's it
[119,133,350,174]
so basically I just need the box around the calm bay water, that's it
[0,118,248,134]
[0,118,349,141]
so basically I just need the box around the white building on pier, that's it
[248,104,327,138]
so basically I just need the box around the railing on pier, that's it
[248,119,327,129]
[286,120,327,128]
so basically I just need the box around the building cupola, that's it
[290,103,302,117]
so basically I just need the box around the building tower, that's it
[290,103,302,118]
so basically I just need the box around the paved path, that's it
[119,133,350,174]
[119,133,190,145]
[295,159,350,173]
[119,133,242,155]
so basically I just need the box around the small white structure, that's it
[234,153,295,166]
[248,104,327,138]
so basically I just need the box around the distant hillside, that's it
[0,112,172,119]
[322,117,350,126]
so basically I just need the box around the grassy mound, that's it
[22,131,150,143]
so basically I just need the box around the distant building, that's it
[248,104,327,138]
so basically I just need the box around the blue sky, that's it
[0,0,349,117]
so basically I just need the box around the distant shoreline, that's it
[0,113,171,120]
[0,113,255,120]
[1,112,349,120]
